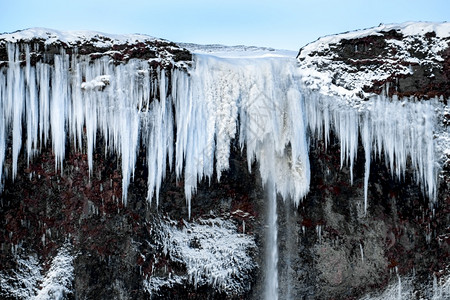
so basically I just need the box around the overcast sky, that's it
[1,0,449,50]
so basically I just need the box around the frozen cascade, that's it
[171,54,311,216]
[304,90,439,212]
[0,42,441,216]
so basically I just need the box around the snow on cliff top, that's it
[297,22,450,100]
[0,28,192,68]
[0,27,160,47]
[299,22,450,58]
[178,42,297,58]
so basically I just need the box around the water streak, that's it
[265,178,278,300]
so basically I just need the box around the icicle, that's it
[37,61,50,148]
[51,52,69,173]
[7,44,24,179]
[361,112,372,214]
[0,67,6,183]
[24,45,38,165]
[360,243,364,263]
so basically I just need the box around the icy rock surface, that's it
[360,273,450,300]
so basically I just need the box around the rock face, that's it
[0,23,449,300]
[297,22,450,100]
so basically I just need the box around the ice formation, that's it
[151,217,256,295]
[304,90,439,213]
[0,34,444,216]
[359,273,450,300]
[0,45,311,216]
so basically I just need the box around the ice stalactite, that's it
[304,90,439,210]
[0,43,170,206]
[361,112,372,214]
[0,45,311,216]
[0,42,441,216]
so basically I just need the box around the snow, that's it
[300,22,450,58]
[80,75,111,90]
[0,254,42,299]
[143,274,184,295]
[179,43,297,58]
[35,244,74,300]
[148,217,256,295]
[0,243,74,300]
[0,28,158,46]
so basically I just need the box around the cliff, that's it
[0,23,449,299]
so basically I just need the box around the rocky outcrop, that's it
[297,22,450,100]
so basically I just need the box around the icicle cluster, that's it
[0,43,175,203]
[0,42,441,216]
[0,45,311,216]
[305,90,438,212]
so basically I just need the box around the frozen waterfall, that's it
[0,43,441,217]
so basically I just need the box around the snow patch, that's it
[179,43,297,58]
[81,75,111,90]
[35,245,75,300]
[0,254,42,299]
[145,217,256,295]
[0,243,74,300]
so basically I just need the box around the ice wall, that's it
[0,43,441,216]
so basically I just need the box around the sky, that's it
[1,0,449,50]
